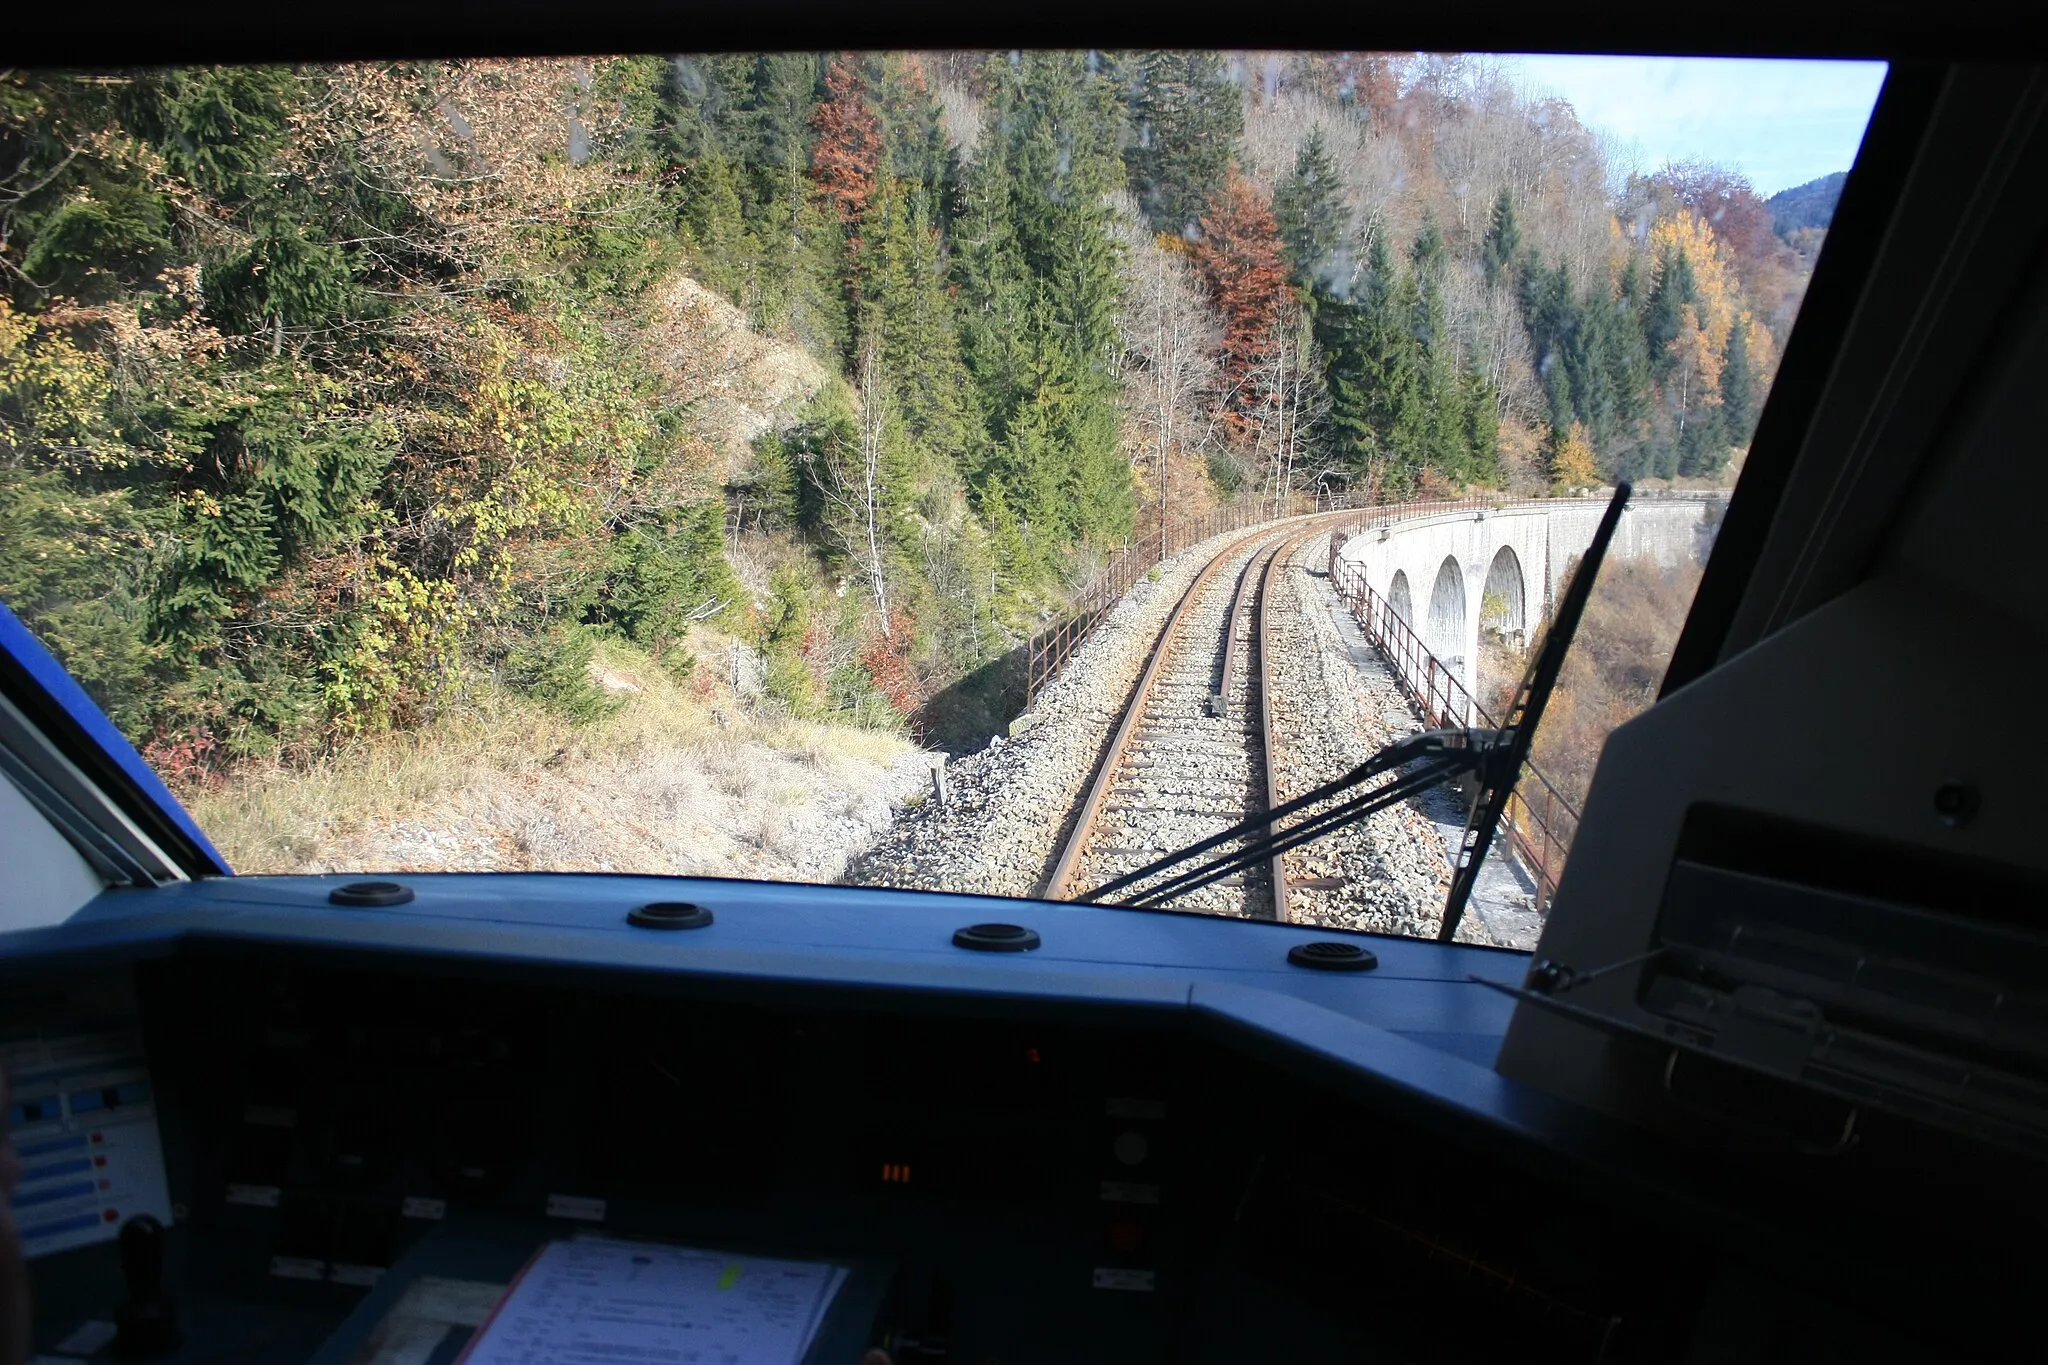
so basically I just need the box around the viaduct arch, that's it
[1331,495,1723,714]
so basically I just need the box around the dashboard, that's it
[5,873,2036,1362]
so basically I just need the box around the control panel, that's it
[11,941,2027,1364]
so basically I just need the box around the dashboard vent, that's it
[953,923,1040,953]
[329,881,413,908]
[1287,941,1378,971]
[627,902,713,930]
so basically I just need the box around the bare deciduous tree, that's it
[1248,307,1328,516]
[809,334,895,639]
[1112,198,1221,539]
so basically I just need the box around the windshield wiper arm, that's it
[1436,483,1629,940]
[1075,484,1633,935]
[1077,728,1496,910]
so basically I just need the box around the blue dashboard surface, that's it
[8,872,1563,1126]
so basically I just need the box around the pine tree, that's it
[1313,289,1378,484]
[737,55,825,188]
[1381,268,1432,489]
[859,175,977,466]
[1124,51,1244,235]
[1409,213,1448,280]
[783,164,854,358]
[1644,246,1698,380]
[1461,367,1501,484]
[1407,214,1470,481]
[1676,398,1726,478]
[953,134,1033,453]
[953,53,1130,557]
[679,144,749,302]
[1313,226,1427,495]
[872,53,954,219]
[1720,318,1756,447]
[1271,128,1347,291]
[1481,187,1523,289]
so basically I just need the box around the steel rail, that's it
[1256,540,1289,921]
[1253,525,1326,924]
[1046,509,1356,909]
[1209,544,1265,719]
[1041,524,1278,902]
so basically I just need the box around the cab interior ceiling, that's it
[7,1,2045,64]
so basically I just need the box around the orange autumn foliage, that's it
[1188,171,1292,443]
[810,57,884,231]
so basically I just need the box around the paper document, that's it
[455,1237,848,1365]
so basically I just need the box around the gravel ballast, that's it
[847,524,1285,899]
[1264,534,1458,938]
[850,522,1541,948]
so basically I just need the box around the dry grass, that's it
[188,635,929,882]
[1480,555,1705,828]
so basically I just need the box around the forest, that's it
[0,53,1824,782]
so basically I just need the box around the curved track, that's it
[1045,515,1345,920]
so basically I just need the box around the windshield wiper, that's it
[1078,483,1632,940]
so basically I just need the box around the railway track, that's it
[1044,516,1344,920]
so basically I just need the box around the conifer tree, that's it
[679,144,748,301]
[860,175,977,467]
[954,52,1131,557]
[871,53,954,220]
[1381,268,1433,488]
[1720,318,1756,447]
[1676,398,1726,479]
[1271,129,1347,291]
[1644,246,1698,380]
[1461,368,1501,484]
[1481,188,1522,289]
[739,55,825,185]
[1408,214,1470,480]
[1124,51,1243,235]
[1312,289,1379,485]
[1313,226,1429,494]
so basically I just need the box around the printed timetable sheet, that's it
[454,1237,848,1365]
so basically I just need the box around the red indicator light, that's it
[94,1156,107,1167]
[880,1163,913,1184]
[90,1133,103,1144]
[102,1209,119,1223]
[1026,1047,1042,1065]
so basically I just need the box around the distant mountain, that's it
[1769,172,1849,236]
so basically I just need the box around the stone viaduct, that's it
[1330,493,1726,712]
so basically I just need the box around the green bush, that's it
[503,626,621,726]
[1206,449,1247,494]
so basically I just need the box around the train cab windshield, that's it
[0,52,1885,945]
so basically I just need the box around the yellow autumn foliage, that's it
[1648,212,1739,353]
[1550,420,1601,492]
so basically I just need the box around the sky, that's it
[1501,56,1889,197]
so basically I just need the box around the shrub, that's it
[503,626,621,725]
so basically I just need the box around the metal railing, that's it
[1025,488,1666,706]
[1327,552,1582,917]
[1025,497,1328,704]
[1026,485,1710,909]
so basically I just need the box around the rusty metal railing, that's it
[1025,489,1638,706]
[1327,552,1582,917]
[1026,497,1311,704]
[1027,485,1703,908]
